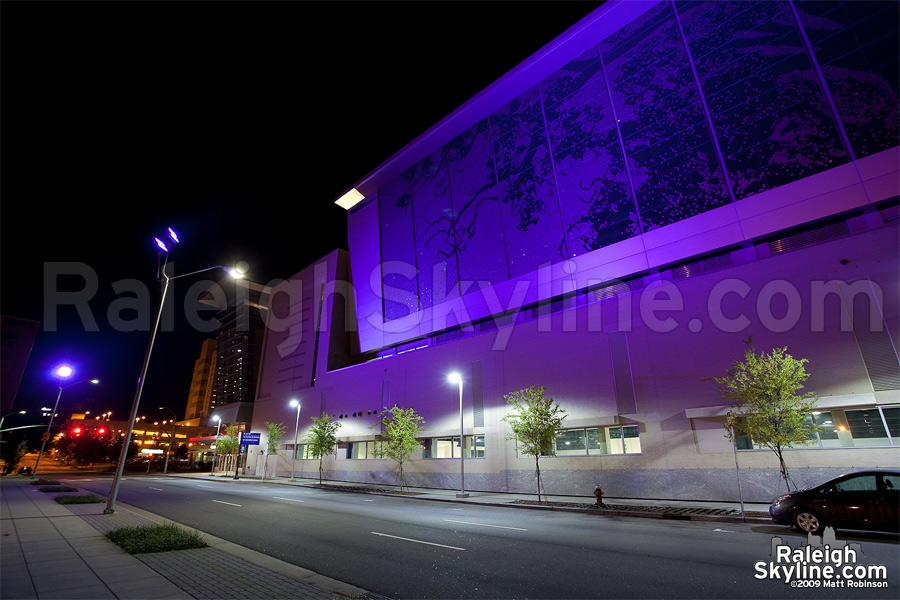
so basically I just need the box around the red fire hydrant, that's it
[593,484,604,507]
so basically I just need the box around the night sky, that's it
[1,2,602,432]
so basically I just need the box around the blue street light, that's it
[33,366,99,478]
[105,229,245,514]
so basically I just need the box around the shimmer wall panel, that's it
[409,148,458,309]
[796,0,900,158]
[679,0,849,200]
[541,48,639,256]
[600,1,730,231]
[490,86,567,277]
[379,176,419,320]
[446,120,508,289]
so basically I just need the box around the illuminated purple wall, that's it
[362,0,898,346]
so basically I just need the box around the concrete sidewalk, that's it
[0,476,368,600]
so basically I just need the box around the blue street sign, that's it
[239,432,261,446]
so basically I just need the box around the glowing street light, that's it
[105,227,246,514]
[447,372,468,498]
[289,399,301,481]
[210,415,222,476]
[33,365,99,478]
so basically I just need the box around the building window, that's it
[422,435,485,459]
[293,444,310,460]
[552,425,641,456]
[735,405,899,450]
[347,441,383,459]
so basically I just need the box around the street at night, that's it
[62,474,899,599]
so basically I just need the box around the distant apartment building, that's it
[197,277,271,424]
[184,338,217,421]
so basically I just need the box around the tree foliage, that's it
[706,338,819,492]
[501,385,567,502]
[215,424,240,455]
[371,405,424,490]
[306,413,342,484]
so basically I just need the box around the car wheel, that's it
[793,509,824,534]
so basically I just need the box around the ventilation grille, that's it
[530,297,574,319]
[434,328,465,344]
[670,252,734,280]
[767,220,851,254]
[477,313,516,332]
[593,278,645,302]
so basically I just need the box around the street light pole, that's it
[105,228,245,514]
[33,367,98,479]
[289,399,301,481]
[160,407,177,474]
[210,416,222,476]
[448,373,468,498]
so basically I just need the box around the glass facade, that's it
[373,0,898,322]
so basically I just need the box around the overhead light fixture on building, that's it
[335,188,365,210]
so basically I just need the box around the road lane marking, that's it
[212,500,242,507]
[196,485,214,489]
[371,532,465,551]
[149,487,164,491]
[363,499,374,502]
[443,519,528,531]
[272,497,304,502]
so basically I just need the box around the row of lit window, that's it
[736,406,899,450]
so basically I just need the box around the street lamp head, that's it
[225,267,244,279]
[213,415,221,422]
[289,399,300,408]
[167,227,180,244]
[448,372,461,384]
[154,237,169,253]
[54,365,74,379]
[90,379,100,384]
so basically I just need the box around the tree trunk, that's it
[776,448,791,492]
[319,457,324,484]
[535,455,542,503]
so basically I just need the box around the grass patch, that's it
[39,486,77,493]
[30,479,61,486]
[54,494,104,505]
[105,524,208,554]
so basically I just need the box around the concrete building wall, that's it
[250,217,898,502]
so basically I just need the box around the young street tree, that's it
[501,385,567,502]
[706,338,819,492]
[262,421,287,480]
[371,405,424,491]
[307,413,342,484]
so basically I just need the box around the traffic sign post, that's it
[233,432,260,479]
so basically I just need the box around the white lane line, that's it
[363,499,375,502]
[212,500,242,507]
[371,532,465,551]
[196,485,214,489]
[444,519,528,531]
[272,497,304,502]
[148,487,164,491]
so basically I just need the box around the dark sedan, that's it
[769,470,899,534]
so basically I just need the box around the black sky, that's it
[1,2,602,427]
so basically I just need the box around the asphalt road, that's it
[71,475,899,599]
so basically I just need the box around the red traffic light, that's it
[97,428,106,435]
